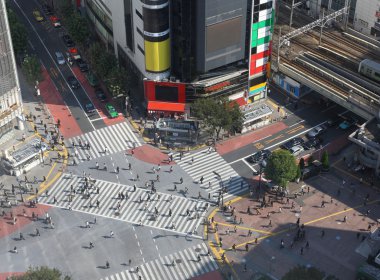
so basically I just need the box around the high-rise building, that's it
[82,0,276,114]
[0,0,23,143]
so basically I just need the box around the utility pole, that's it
[319,9,325,45]
[277,26,282,66]
[289,0,295,29]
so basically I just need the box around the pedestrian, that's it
[343,215,347,223]
[300,247,304,255]
[89,242,94,248]
[106,261,110,269]
[245,243,249,251]
[180,177,183,184]
[356,232,361,239]
[19,233,25,240]
[321,230,325,238]
[268,220,272,227]
[110,231,114,238]
[36,228,40,236]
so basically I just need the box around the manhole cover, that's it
[175,259,182,264]
[195,248,201,252]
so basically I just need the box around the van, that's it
[55,51,65,65]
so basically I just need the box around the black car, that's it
[85,102,96,113]
[326,115,343,127]
[303,138,321,150]
[246,149,271,164]
[67,76,80,89]
[76,58,89,72]
[282,137,304,150]
[42,4,53,15]
[95,88,107,102]
[62,35,75,48]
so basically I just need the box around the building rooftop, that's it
[363,118,380,144]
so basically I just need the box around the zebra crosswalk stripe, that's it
[38,175,207,235]
[176,149,249,201]
[100,243,217,280]
[66,122,142,162]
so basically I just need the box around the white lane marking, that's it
[90,116,107,122]
[288,119,305,128]
[13,0,96,130]
[63,101,73,116]
[229,121,327,165]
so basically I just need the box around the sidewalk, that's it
[1,68,68,220]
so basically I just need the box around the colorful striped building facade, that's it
[248,0,275,102]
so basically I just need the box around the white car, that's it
[55,51,65,65]
[307,126,325,138]
[289,145,304,156]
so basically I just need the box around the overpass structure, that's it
[272,5,380,121]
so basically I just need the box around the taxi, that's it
[49,15,61,28]
[33,10,44,22]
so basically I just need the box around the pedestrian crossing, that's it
[66,122,142,161]
[38,175,208,235]
[175,149,249,201]
[101,243,218,280]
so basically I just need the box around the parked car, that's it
[49,15,61,28]
[62,35,75,48]
[76,58,89,72]
[105,103,118,118]
[339,117,357,130]
[326,116,342,127]
[67,76,80,89]
[95,88,107,102]
[289,145,304,156]
[246,149,271,164]
[42,4,53,15]
[282,137,304,150]
[55,51,65,65]
[307,125,326,138]
[33,10,44,22]
[85,102,96,113]
[303,138,320,150]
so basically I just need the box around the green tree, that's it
[282,265,325,280]
[264,149,297,188]
[105,66,128,97]
[88,43,117,79]
[7,8,28,55]
[229,103,244,134]
[321,150,329,170]
[192,98,243,140]
[67,14,90,45]
[22,55,41,83]
[10,266,72,280]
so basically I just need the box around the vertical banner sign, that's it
[248,0,276,100]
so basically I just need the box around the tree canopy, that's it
[67,14,90,45]
[22,55,41,83]
[264,149,297,188]
[6,7,28,55]
[282,265,328,280]
[321,150,329,170]
[9,266,71,280]
[191,98,244,139]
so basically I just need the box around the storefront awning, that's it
[147,101,185,112]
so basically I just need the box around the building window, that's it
[124,0,135,52]
[136,27,143,37]
[137,45,145,54]
[136,9,143,19]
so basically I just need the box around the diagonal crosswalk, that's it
[101,243,218,280]
[38,175,208,235]
[175,150,249,201]
[66,122,142,162]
